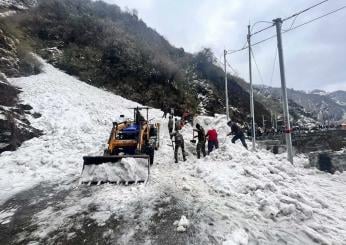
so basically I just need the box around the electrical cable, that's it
[283,5,346,34]
[226,60,237,74]
[269,48,277,87]
[283,0,329,22]
[250,49,265,85]
[250,20,274,37]
[283,14,299,32]
[227,5,346,55]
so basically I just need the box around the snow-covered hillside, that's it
[0,0,36,10]
[1,58,346,244]
[0,57,159,202]
[255,85,346,122]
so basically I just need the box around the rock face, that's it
[0,80,42,154]
[0,23,42,153]
[0,28,20,77]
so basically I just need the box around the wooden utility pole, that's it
[274,18,293,164]
[247,25,256,151]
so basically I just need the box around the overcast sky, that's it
[104,0,346,92]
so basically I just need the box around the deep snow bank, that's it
[0,57,161,203]
[178,115,346,244]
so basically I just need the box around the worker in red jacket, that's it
[206,128,218,154]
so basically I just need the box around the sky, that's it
[104,0,346,92]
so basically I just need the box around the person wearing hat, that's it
[227,120,248,149]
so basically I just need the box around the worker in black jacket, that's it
[170,131,186,163]
[227,120,248,149]
[168,116,174,134]
[193,123,206,158]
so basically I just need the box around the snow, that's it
[2,57,346,243]
[0,207,16,224]
[80,157,149,183]
[0,0,36,10]
[0,10,16,17]
[0,56,161,203]
[174,215,190,232]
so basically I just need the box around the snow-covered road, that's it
[1,58,346,244]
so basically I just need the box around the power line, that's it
[250,0,329,37]
[226,60,237,74]
[284,14,299,32]
[283,5,346,33]
[227,5,346,55]
[250,49,265,85]
[283,0,329,22]
[269,48,277,86]
[250,21,274,37]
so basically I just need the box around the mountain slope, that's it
[1,0,270,121]
[328,90,346,107]
[254,85,346,122]
[0,0,36,11]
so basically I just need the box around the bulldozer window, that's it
[116,132,138,140]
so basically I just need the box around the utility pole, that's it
[224,50,230,121]
[274,18,293,164]
[247,25,256,151]
[270,110,273,128]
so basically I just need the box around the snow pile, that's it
[174,215,190,232]
[223,228,249,245]
[0,57,161,203]
[81,157,149,184]
[175,114,346,243]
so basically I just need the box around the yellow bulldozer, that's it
[81,107,160,185]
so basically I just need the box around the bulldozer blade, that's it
[83,155,149,166]
[81,155,150,185]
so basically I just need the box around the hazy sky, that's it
[104,0,346,92]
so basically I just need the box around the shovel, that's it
[190,130,196,144]
[167,139,175,150]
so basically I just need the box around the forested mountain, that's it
[1,0,270,122]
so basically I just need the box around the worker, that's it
[168,115,174,134]
[182,111,190,124]
[174,118,180,131]
[170,131,186,163]
[227,120,248,149]
[162,105,168,118]
[193,123,206,159]
[206,128,218,154]
[135,108,145,125]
